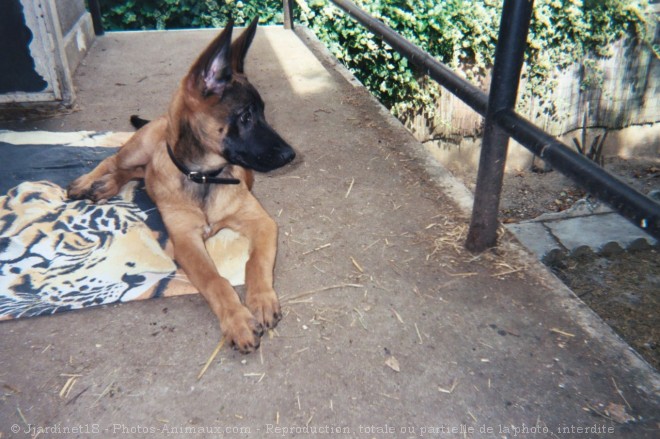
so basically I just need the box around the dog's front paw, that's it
[221,306,264,354]
[67,174,119,203]
[67,174,93,200]
[247,289,282,330]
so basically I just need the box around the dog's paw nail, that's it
[264,311,281,329]
[247,340,260,353]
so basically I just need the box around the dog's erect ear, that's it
[231,16,259,74]
[187,19,234,96]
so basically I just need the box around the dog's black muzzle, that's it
[224,123,296,173]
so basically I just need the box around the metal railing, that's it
[303,0,660,251]
[88,0,660,251]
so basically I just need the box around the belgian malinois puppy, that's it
[68,18,296,353]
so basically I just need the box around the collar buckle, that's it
[167,142,240,185]
[187,171,206,184]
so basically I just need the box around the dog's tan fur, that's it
[68,19,292,353]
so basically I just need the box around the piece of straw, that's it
[197,336,226,380]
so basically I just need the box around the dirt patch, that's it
[441,150,660,370]
[498,156,660,223]
[552,248,660,370]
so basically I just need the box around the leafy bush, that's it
[297,0,654,124]
[297,0,501,119]
[99,0,283,30]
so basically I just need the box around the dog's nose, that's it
[281,148,296,164]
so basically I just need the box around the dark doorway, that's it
[0,0,48,93]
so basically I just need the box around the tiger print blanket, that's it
[0,131,249,320]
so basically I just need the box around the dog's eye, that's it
[240,111,252,125]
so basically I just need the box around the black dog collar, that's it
[166,143,240,185]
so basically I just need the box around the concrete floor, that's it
[0,27,658,438]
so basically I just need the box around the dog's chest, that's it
[185,181,242,215]
[186,180,213,202]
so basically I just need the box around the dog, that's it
[68,18,296,353]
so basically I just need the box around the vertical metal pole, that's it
[465,0,534,252]
[283,0,295,29]
[88,0,104,36]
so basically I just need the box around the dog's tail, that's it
[130,115,151,130]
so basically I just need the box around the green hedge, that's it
[100,0,654,122]
[297,0,654,122]
[99,0,283,29]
